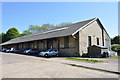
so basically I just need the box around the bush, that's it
[111,44,120,55]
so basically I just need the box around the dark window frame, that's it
[88,36,92,47]
[97,38,99,45]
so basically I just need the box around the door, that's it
[105,39,110,50]
[47,39,53,49]
[49,49,54,56]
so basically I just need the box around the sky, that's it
[2,2,118,38]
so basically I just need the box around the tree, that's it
[19,33,27,37]
[111,35,120,44]
[2,33,7,43]
[57,22,72,27]
[28,25,42,34]
[22,24,57,34]
[23,30,32,35]
[6,28,20,41]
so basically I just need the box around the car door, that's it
[54,49,58,55]
[49,49,54,56]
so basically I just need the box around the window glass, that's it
[97,38,99,45]
[88,36,92,47]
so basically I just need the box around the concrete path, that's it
[45,57,119,74]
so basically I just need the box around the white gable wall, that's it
[79,20,103,56]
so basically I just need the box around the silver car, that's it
[39,49,59,57]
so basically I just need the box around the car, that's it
[1,48,9,52]
[9,48,19,53]
[5,48,11,53]
[23,49,39,55]
[17,49,25,54]
[1,48,7,52]
[39,49,59,57]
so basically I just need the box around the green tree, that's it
[111,35,120,44]
[22,22,72,35]
[41,24,57,31]
[57,22,72,27]
[19,33,27,37]
[23,24,57,34]
[0,33,8,43]
[23,30,32,35]
[2,33,7,43]
[6,28,20,41]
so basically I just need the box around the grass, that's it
[109,56,120,59]
[67,57,103,63]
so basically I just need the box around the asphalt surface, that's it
[1,52,118,78]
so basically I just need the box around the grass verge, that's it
[67,57,103,63]
[109,56,120,59]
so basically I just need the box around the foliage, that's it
[67,57,103,63]
[18,33,27,37]
[23,30,32,35]
[22,23,72,35]
[22,24,57,35]
[111,35,120,44]
[57,22,72,27]
[111,44,120,55]
[5,28,20,41]
[1,22,72,42]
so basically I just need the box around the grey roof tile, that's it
[1,18,96,45]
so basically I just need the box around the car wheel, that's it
[27,52,30,55]
[44,54,48,57]
[56,54,58,57]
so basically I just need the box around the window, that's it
[88,36,92,47]
[97,38,99,45]
[64,36,69,48]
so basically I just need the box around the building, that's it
[1,18,111,56]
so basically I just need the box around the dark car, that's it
[17,49,25,54]
[9,48,19,53]
[23,49,39,55]
[1,48,8,52]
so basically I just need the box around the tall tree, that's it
[23,30,32,35]
[23,24,57,34]
[111,35,120,44]
[1,33,7,43]
[6,28,20,41]
[57,22,72,27]
[22,22,72,35]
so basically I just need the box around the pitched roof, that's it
[1,18,97,45]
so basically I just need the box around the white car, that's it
[39,49,59,57]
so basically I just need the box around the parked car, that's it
[23,49,39,55]
[5,48,11,53]
[9,48,19,53]
[17,49,25,54]
[1,48,8,52]
[39,49,59,57]
[107,51,118,56]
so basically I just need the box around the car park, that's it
[39,49,59,57]
[23,49,39,55]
